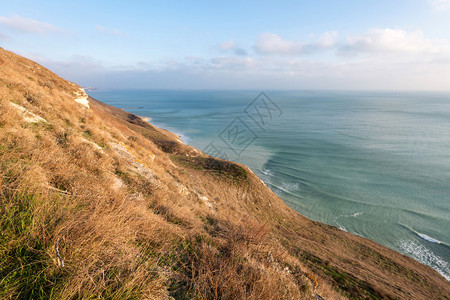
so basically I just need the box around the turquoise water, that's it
[90,89,450,280]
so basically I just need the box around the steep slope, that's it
[0,48,449,299]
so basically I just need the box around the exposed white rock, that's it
[112,176,124,190]
[81,137,104,153]
[109,142,155,179]
[193,190,216,211]
[10,102,47,123]
[200,195,215,209]
[74,88,89,109]
[174,182,190,196]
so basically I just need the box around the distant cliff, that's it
[0,48,448,299]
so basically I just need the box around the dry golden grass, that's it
[1,47,449,300]
[0,48,325,299]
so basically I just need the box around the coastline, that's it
[138,107,449,283]
[136,111,450,282]
[2,32,449,300]
[89,89,450,282]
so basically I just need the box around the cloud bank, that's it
[0,15,64,35]
[26,27,450,91]
[338,28,443,56]
[254,31,339,56]
[253,28,449,58]
[430,0,450,11]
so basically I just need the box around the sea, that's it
[90,89,450,281]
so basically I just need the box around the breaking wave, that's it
[398,240,450,281]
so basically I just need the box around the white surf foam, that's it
[417,233,441,244]
[279,182,299,193]
[338,225,348,232]
[259,168,274,187]
[399,240,449,281]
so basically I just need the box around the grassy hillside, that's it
[0,48,449,299]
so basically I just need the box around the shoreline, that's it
[89,90,450,282]
[138,117,450,282]
[3,47,449,299]
[142,113,450,282]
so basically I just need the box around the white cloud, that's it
[253,28,450,59]
[338,28,441,56]
[96,25,126,36]
[209,56,258,70]
[122,27,450,90]
[218,40,248,56]
[142,56,260,73]
[254,31,338,56]
[254,33,303,55]
[430,0,450,11]
[318,31,339,47]
[0,15,64,35]
[219,40,236,51]
[19,26,450,90]
[36,52,450,90]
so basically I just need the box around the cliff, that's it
[0,48,449,299]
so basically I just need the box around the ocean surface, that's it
[90,89,450,280]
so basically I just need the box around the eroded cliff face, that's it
[1,48,448,299]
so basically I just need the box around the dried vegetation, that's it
[1,48,448,299]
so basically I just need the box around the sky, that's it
[1,0,450,90]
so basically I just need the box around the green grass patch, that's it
[0,192,65,299]
[82,129,92,139]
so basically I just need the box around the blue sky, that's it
[1,0,450,90]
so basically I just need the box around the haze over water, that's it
[91,89,450,280]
